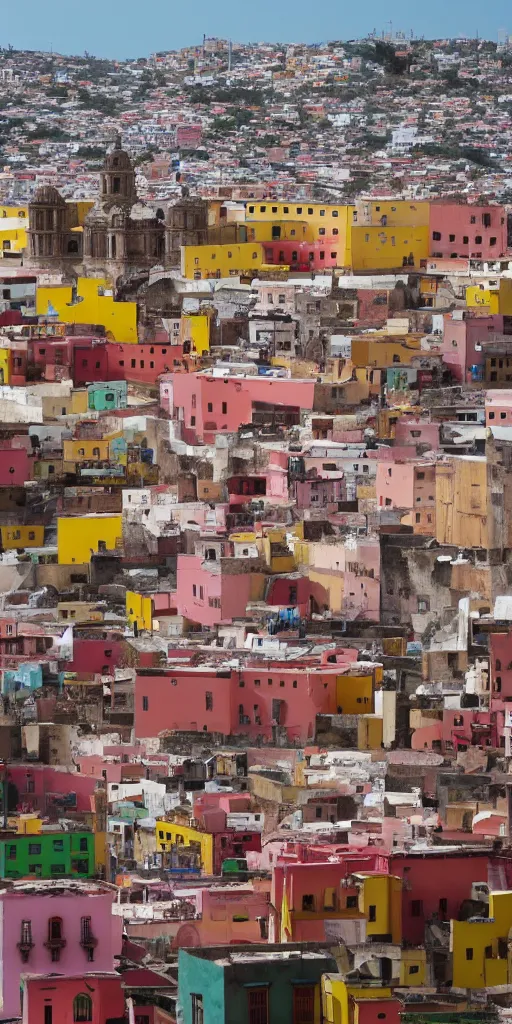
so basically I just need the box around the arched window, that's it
[73,994,92,1022]
[48,917,62,941]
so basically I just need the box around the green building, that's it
[0,830,95,880]
[178,942,337,1024]
[87,381,128,411]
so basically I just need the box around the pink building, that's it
[485,390,512,426]
[430,203,507,261]
[442,313,503,383]
[393,418,440,449]
[376,458,436,527]
[165,371,315,444]
[172,886,269,948]
[5,764,101,816]
[0,880,122,1019]
[175,553,257,627]
[294,475,345,509]
[442,708,495,752]
[22,973,125,1024]
[135,663,343,744]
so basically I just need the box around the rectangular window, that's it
[53,839,64,851]
[293,986,315,1024]
[368,904,377,922]
[142,696,149,711]
[411,900,423,917]
[324,887,336,910]
[248,988,268,1024]
[7,844,16,860]
[51,864,66,873]
[466,947,474,960]
[205,691,213,710]
[28,843,41,855]
[191,995,204,1024]
[222,402,227,414]
[71,859,89,874]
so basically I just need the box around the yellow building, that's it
[181,313,210,355]
[351,336,421,368]
[451,890,512,988]
[74,200,94,225]
[244,220,314,243]
[466,278,512,315]
[244,200,353,264]
[351,224,429,272]
[261,528,296,573]
[0,348,10,384]
[0,205,27,219]
[36,277,137,342]
[181,242,265,279]
[0,205,28,257]
[41,390,89,420]
[126,591,153,631]
[57,514,122,564]
[62,439,110,463]
[14,813,43,834]
[323,977,400,1024]
[354,199,430,227]
[0,525,44,549]
[207,219,315,245]
[399,947,427,986]
[57,602,103,623]
[155,819,213,874]
[357,715,383,750]
[355,873,402,944]
[435,457,490,549]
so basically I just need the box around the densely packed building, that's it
[3,30,512,1024]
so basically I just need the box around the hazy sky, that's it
[3,0,511,59]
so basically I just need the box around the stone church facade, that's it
[26,139,208,286]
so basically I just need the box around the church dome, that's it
[103,137,133,173]
[31,185,66,207]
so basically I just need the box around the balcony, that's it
[17,938,34,963]
[44,935,67,961]
[80,931,99,958]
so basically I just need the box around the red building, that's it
[0,446,32,486]
[67,636,128,677]
[22,973,125,1024]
